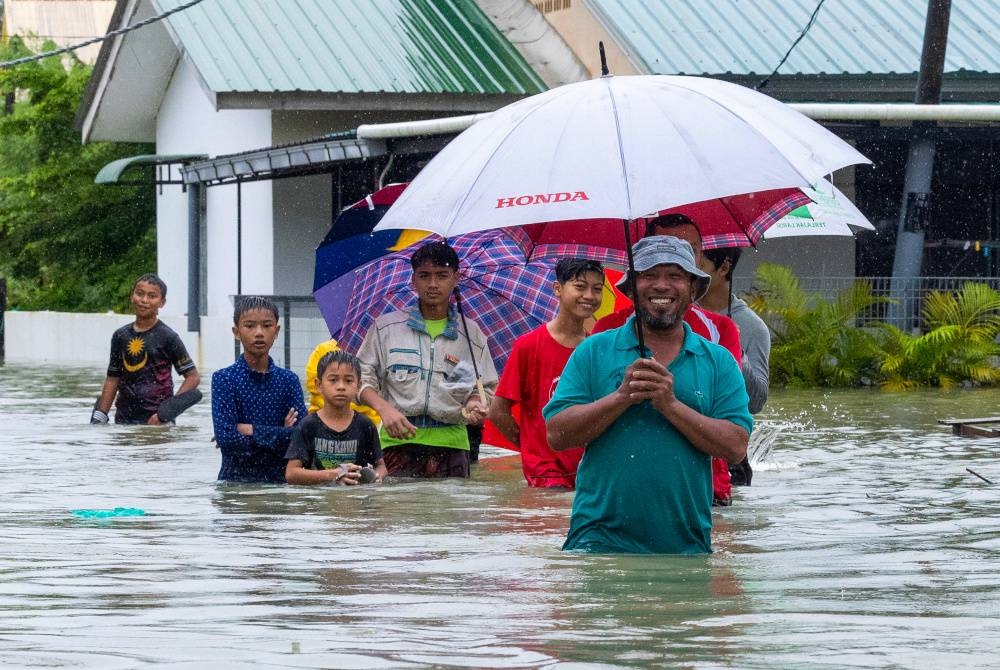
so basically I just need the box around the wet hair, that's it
[233,295,279,324]
[410,242,460,271]
[644,213,702,241]
[316,350,361,380]
[702,247,742,284]
[555,258,604,283]
[133,273,167,298]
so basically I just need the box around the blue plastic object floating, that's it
[71,507,146,519]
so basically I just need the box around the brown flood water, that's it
[1,362,998,668]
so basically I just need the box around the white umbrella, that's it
[764,180,877,239]
[375,74,870,238]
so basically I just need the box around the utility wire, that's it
[0,0,209,69]
[756,0,828,91]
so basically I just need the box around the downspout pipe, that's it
[357,102,1000,140]
[187,182,201,333]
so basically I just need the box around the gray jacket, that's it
[728,295,770,414]
[357,306,498,426]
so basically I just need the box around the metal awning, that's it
[180,136,388,186]
[95,154,207,185]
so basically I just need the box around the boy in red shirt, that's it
[488,259,605,488]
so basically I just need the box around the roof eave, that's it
[214,91,537,113]
[77,0,184,144]
[75,0,133,140]
[692,72,1000,104]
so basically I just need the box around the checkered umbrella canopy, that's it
[329,229,562,373]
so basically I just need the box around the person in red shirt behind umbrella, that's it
[592,214,743,506]
[487,258,605,488]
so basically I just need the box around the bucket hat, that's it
[615,235,711,301]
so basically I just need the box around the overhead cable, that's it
[756,0,828,91]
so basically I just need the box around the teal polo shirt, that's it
[543,318,752,554]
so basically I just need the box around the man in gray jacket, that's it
[357,242,497,478]
[698,246,770,486]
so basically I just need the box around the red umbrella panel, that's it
[518,186,812,264]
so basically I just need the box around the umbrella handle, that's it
[461,377,490,422]
[623,218,647,355]
[475,378,488,407]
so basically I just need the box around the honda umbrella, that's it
[374,74,870,238]
[372,73,870,348]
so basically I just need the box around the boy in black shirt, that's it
[286,351,387,485]
[91,274,200,425]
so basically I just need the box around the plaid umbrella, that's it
[327,228,562,373]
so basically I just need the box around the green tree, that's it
[746,263,888,387]
[0,39,155,312]
[876,282,1000,390]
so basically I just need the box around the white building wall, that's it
[154,57,272,322]
[268,110,445,300]
[273,174,333,298]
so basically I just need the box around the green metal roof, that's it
[153,0,546,95]
[590,0,1000,77]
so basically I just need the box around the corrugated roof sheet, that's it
[589,0,1000,76]
[152,0,546,95]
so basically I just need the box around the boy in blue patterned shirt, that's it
[212,296,307,483]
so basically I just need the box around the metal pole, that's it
[236,179,242,295]
[187,182,202,333]
[234,180,244,362]
[283,299,292,369]
[889,0,951,330]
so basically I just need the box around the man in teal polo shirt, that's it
[543,236,752,554]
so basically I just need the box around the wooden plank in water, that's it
[937,416,1000,437]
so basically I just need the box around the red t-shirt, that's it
[591,304,740,502]
[490,324,584,488]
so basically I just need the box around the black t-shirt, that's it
[285,412,382,470]
[107,321,195,424]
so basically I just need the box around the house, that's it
[73,0,552,370]
[11,0,1000,370]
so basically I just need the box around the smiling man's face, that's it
[634,263,696,331]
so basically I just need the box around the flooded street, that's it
[2,362,999,668]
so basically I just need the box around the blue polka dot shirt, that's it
[212,355,306,483]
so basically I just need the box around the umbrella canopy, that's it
[764,180,876,239]
[313,185,432,335]
[374,74,870,239]
[313,183,428,293]
[319,229,562,373]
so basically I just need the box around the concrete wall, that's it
[3,0,116,65]
[155,57,273,320]
[534,2,638,77]
[733,237,857,288]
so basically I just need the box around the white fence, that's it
[4,310,328,375]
